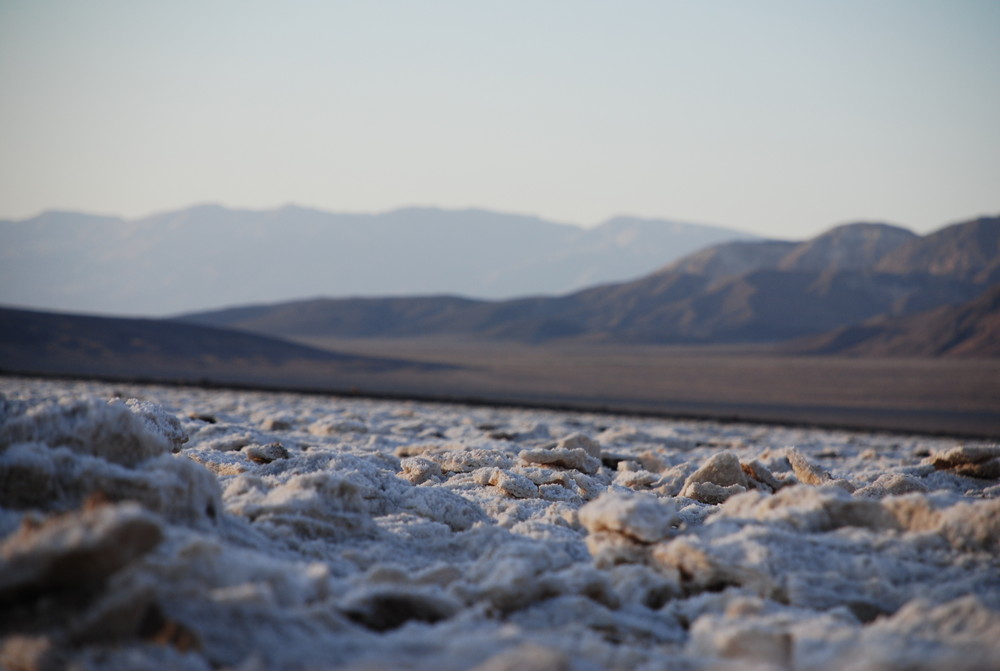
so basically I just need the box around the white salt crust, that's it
[0,377,998,671]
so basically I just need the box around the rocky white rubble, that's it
[1,377,998,671]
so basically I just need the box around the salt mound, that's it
[0,397,178,465]
[0,395,221,529]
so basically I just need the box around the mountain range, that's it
[179,216,1000,351]
[0,204,756,316]
[3,212,997,435]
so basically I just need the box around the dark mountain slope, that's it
[776,222,917,272]
[787,283,1000,357]
[560,269,980,343]
[874,215,1000,283]
[656,221,916,280]
[0,306,434,380]
[655,240,797,281]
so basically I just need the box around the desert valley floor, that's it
[1,376,999,670]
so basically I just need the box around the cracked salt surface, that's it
[1,376,998,670]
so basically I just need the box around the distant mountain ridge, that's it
[656,222,918,279]
[180,216,1000,353]
[0,204,756,316]
[873,216,1000,283]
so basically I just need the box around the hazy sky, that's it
[1,0,998,238]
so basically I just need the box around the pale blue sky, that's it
[1,0,998,238]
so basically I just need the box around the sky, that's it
[1,0,998,239]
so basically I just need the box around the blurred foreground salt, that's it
[1,377,998,670]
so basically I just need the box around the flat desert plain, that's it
[287,338,1000,437]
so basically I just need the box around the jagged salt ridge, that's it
[1,377,998,670]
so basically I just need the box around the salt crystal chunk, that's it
[399,457,442,484]
[579,491,680,544]
[519,447,601,475]
[1,398,173,466]
[787,449,831,486]
[123,398,188,450]
[926,445,1000,480]
[556,433,602,459]
[491,470,539,499]
[614,469,659,490]
[680,452,748,502]
[742,459,783,492]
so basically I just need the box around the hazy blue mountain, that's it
[0,204,756,316]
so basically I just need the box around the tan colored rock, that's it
[259,417,292,431]
[927,445,1000,480]
[471,643,572,671]
[0,635,63,671]
[742,459,784,492]
[636,450,667,473]
[690,618,792,666]
[684,451,747,487]
[880,493,1000,552]
[519,447,600,475]
[881,494,943,533]
[928,445,1000,468]
[244,442,289,464]
[787,448,831,485]
[939,498,1000,552]
[680,451,748,502]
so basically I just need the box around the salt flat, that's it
[1,376,999,670]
